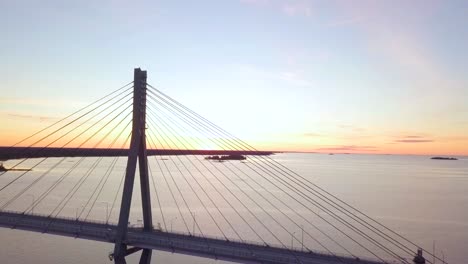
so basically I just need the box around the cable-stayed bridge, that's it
[0,69,439,264]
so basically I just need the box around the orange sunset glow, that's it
[1,0,467,156]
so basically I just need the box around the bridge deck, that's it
[0,211,382,264]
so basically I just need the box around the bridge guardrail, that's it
[148,226,381,263]
[0,209,385,263]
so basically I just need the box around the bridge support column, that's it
[113,68,153,264]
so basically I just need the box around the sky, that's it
[0,0,467,155]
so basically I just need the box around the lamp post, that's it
[170,217,177,232]
[301,225,304,251]
[291,231,296,249]
[26,194,35,214]
[192,212,196,235]
[76,206,83,220]
[101,202,109,223]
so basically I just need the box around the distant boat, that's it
[431,157,458,160]
[205,155,246,161]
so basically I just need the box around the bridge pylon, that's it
[113,68,153,264]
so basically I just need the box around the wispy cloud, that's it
[336,0,465,107]
[395,139,434,143]
[393,135,434,143]
[316,145,378,152]
[5,112,59,122]
[403,135,425,139]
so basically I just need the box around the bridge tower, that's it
[113,68,153,264]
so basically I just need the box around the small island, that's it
[205,155,247,161]
[431,157,458,160]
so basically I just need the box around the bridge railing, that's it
[0,209,389,263]
[0,209,117,226]
[149,225,383,263]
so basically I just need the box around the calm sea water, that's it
[0,153,467,263]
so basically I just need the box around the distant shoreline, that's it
[0,147,274,160]
[278,151,468,158]
[0,147,466,159]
